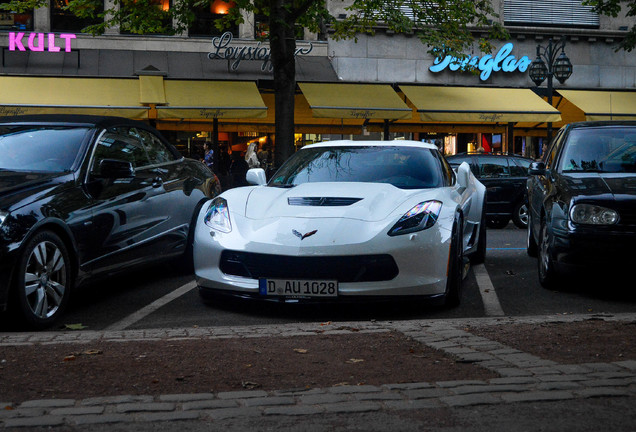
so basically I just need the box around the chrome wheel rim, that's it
[518,204,529,227]
[538,225,550,278]
[24,240,67,319]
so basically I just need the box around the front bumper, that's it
[552,225,636,272]
[193,213,453,300]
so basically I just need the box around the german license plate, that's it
[259,279,338,298]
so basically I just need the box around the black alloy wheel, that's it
[470,198,487,265]
[13,230,72,329]
[444,215,464,308]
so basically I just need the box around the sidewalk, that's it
[1,313,635,428]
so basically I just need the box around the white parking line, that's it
[473,264,505,317]
[105,280,197,331]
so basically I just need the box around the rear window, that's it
[0,125,90,172]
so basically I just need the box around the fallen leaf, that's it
[83,350,102,356]
[346,358,364,364]
[242,381,261,389]
[64,323,87,330]
[63,355,76,362]
[294,348,308,354]
[320,321,332,326]
[4,406,14,411]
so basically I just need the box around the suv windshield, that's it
[269,145,445,189]
[559,127,636,173]
[0,125,90,173]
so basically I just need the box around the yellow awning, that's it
[557,90,636,121]
[0,76,150,118]
[400,86,562,123]
[299,83,412,120]
[155,81,267,119]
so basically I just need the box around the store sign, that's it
[208,32,313,72]
[429,43,531,81]
[8,32,76,52]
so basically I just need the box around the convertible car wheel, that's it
[444,217,464,308]
[537,221,559,289]
[14,231,72,329]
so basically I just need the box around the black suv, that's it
[446,153,533,229]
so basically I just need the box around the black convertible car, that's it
[0,115,219,328]
[526,121,636,288]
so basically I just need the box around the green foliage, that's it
[583,0,636,51]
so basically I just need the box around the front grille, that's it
[220,251,398,282]
[287,197,362,206]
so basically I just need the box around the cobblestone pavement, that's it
[1,313,635,428]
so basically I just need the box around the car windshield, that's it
[269,145,445,189]
[0,125,90,173]
[559,127,636,173]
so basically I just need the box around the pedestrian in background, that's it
[203,141,214,171]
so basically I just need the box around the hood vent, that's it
[287,197,362,207]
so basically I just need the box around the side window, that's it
[509,158,530,177]
[478,157,509,178]
[133,128,177,165]
[545,128,566,169]
[91,128,150,173]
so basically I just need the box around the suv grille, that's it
[220,251,398,282]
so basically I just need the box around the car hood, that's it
[563,173,636,198]
[236,182,440,222]
[0,170,69,210]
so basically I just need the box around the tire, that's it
[512,200,529,229]
[537,220,560,289]
[174,219,196,274]
[526,212,538,257]
[486,217,509,229]
[13,231,72,329]
[444,216,464,308]
[470,200,487,265]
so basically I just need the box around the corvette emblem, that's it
[293,229,317,240]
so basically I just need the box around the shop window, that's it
[254,13,304,40]
[189,0,237,37]
[504,0,599,28]
[0,0,33,31]
[50,0,103,33]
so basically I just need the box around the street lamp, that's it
[529,36,573,143]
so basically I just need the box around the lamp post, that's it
[528,36,573,144]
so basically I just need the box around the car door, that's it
[81,126,171,275]
[528,128,567,234]
[476,156,514,216]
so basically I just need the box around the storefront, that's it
[1,0,636,164]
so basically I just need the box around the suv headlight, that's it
[0,211,8,226]
[570,204,619,225]
[388,200,442,236]
[204,197,232,233]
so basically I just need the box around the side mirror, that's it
[456,162,471,192]
[95,159,135,178]
[246,168,267,186]
[528,162,546,175]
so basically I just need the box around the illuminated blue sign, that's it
[429,43,531,80]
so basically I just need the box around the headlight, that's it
[388,200,442,236]
[0,211,8,226]
[204,198,232,233]
[570,204,619,225]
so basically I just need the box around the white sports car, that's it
[194,140,486,307]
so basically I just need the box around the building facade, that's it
[1,0,635,167]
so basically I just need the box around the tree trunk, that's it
[269,0,297,169]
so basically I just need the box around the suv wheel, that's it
[512,201,529,229]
